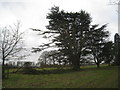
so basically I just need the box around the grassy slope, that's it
[3,65,118,88]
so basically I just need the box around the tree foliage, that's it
[87,24,109,67]
[102,41,114,66]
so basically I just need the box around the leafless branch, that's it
[0,22,27,66]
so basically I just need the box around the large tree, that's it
[32,6,92,70]
[0,22,25,78]
[32,6,109,70]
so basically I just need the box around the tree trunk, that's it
[73,63,80,70]
[44,57,46,65]
[2,57,5,79]
[72,55,80,71]
[108,63,110,66]
[96,63,100,68]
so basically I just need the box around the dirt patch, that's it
[30,82,48,86]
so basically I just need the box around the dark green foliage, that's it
[112,33,120,66]
[112,43,120,66]
[102,41,114,66]
[87,24,109,68]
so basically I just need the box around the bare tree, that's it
[0,22,26,78]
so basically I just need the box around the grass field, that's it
[3,65,119,88]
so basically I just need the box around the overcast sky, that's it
[0,0,118,62]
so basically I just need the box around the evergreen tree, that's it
[102,41,114,66]
[87,24,109,68]
[32,6,109,70]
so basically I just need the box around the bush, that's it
[18,62,39,74]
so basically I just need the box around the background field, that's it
[3,65,119,88]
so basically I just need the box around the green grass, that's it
[3,65,119,88]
